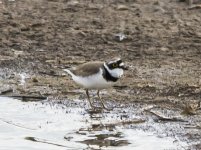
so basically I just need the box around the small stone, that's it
[20,25,30,31]
[67,0,79,6]
[32,77,38,83]
[153,6,165,13]
[87,4,103,10]
[114,33,126,42]
[117,5,129,11]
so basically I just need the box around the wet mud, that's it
[0,0,201,149]
[0,97,187,150]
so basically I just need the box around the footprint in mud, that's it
[75,120,130,148]
[61,101,142,149]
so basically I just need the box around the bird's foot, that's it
[87,106,103,114]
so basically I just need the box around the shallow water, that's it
[0,97,186,150]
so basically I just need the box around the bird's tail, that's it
[63,69,75,77]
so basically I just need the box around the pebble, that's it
[117,5,129,11]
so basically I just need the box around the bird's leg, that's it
[86,89,94,109]
[97,90,112,110]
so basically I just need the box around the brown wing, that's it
[72,61,104,77]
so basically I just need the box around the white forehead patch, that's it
[119,62,124,66]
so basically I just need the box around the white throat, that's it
[104,63,124,78]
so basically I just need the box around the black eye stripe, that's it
[107,60,123,69]
[117,60,122,64]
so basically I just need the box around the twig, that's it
[0,88,13,95]
[104,119,146,127]
[25,137,73,148]
[38,71,64,77]
[6,95,47,102]
[188,4,201,10]
[126,49,137,52]
[144,109,187,122]
[0,118,37,130]
[184,125,201,129]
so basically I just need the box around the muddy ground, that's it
[0,0,201,149]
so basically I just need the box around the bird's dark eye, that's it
[112,63,118,68]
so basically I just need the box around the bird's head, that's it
[104,58,128,78]
[106,58,128,70]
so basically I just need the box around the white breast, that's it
[109,68,124,78]
[72,69,113,89]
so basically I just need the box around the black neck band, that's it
[103,65,118,82]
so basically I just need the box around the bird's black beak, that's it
[121,65,129,70]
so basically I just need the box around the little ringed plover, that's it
[64,58,127,110]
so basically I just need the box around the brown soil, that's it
[0,0,201,149]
